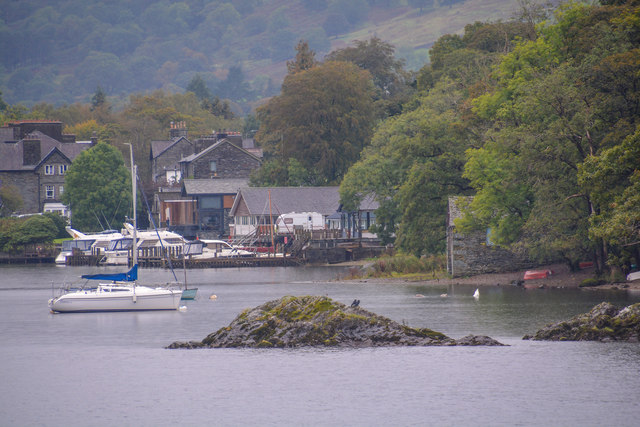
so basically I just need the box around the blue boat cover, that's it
[82,264,138,282]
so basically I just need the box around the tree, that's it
[325,37,410,101]
[61,142,132,231]
[256,61,375,185]
[0,185,23,217]
[90,86,106,111]
[0,216,57,253]
[286,40,317,74]
[186,74,212,101]
[0,90,7,111]
[460,1,640,272]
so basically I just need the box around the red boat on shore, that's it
[523,270,554,280]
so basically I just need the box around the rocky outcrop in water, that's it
[167,295,504,349]
[523,302,640,342]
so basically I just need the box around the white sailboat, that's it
[48,145,183,313]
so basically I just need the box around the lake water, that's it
[1,264,640,426]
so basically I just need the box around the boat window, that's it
[62,239,96,251]
[108,238,133,250]
[138,239,158,248]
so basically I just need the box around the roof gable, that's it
[151,136,191,159]
[181,139,261,164]
[0,131,90,171]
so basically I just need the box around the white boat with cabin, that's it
[55,228,124,265]
[192,239,253,259]
[48,145,183,313]
[99,223,187,265]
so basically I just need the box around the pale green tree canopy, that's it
[61,142,132,232]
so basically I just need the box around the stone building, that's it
[0,121,92,216]
[179,139,261,180]
[149,122,253,184]
[446,196,534,277]
[150,124,261,238]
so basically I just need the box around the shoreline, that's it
[332,261,640,291]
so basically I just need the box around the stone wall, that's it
[190,142,260,179]
[153,138,195,181]
[448,228,535,277]
[0,171,39,213]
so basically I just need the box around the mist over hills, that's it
[1,0,519,111]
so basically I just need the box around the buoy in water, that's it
[415,294,425,298]
[209,294,218,300]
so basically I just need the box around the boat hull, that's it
[49,286,182,313]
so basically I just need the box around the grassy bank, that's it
[342,254,448,280]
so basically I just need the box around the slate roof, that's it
[230,187,341,216]
[0,131,91,171]
[182,178,249,195]
[150,136,187,159]
[181,139,261,163]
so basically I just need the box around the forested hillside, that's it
[0,0,518,109]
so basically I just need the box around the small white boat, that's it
[192,239,253,259]
[49,266,182,312]
[473,288,480,299]
[49,145,183,313]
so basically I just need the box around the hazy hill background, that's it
[0,0,521,112]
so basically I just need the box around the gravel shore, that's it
[339,262,640,291]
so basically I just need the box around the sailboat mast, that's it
[126,143,138,266]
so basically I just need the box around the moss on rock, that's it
[523,302,640,342]
[168,295,504,349]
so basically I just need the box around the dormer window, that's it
[59,164,67,175]
[45,165,55,175]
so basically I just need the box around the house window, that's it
[200,196,221,209]
[45,165,55,175]
[45,185,55,199]
[59,164,67,175]
[209,160,217,172]
[59,186,64,196]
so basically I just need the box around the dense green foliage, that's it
[61,142,132,232]
[0,0,516,109]
[341,0,640,274]
[0,215,59,253]
[254,59,377,185]
[460,1,640,272]
[340,17,535,255]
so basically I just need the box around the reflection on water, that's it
[1,264,640,426]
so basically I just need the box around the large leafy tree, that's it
[325,37,413,116]
[461,1,640,272]
[256,60,375,185]
[339,20,526,255]
[61,142,132,232]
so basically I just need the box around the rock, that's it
[167,295,505,349]
[523,302,640,342]
[455,335,504,346]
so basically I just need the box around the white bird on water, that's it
[473,288,480,299]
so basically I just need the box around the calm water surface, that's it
[1,264,640,426]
